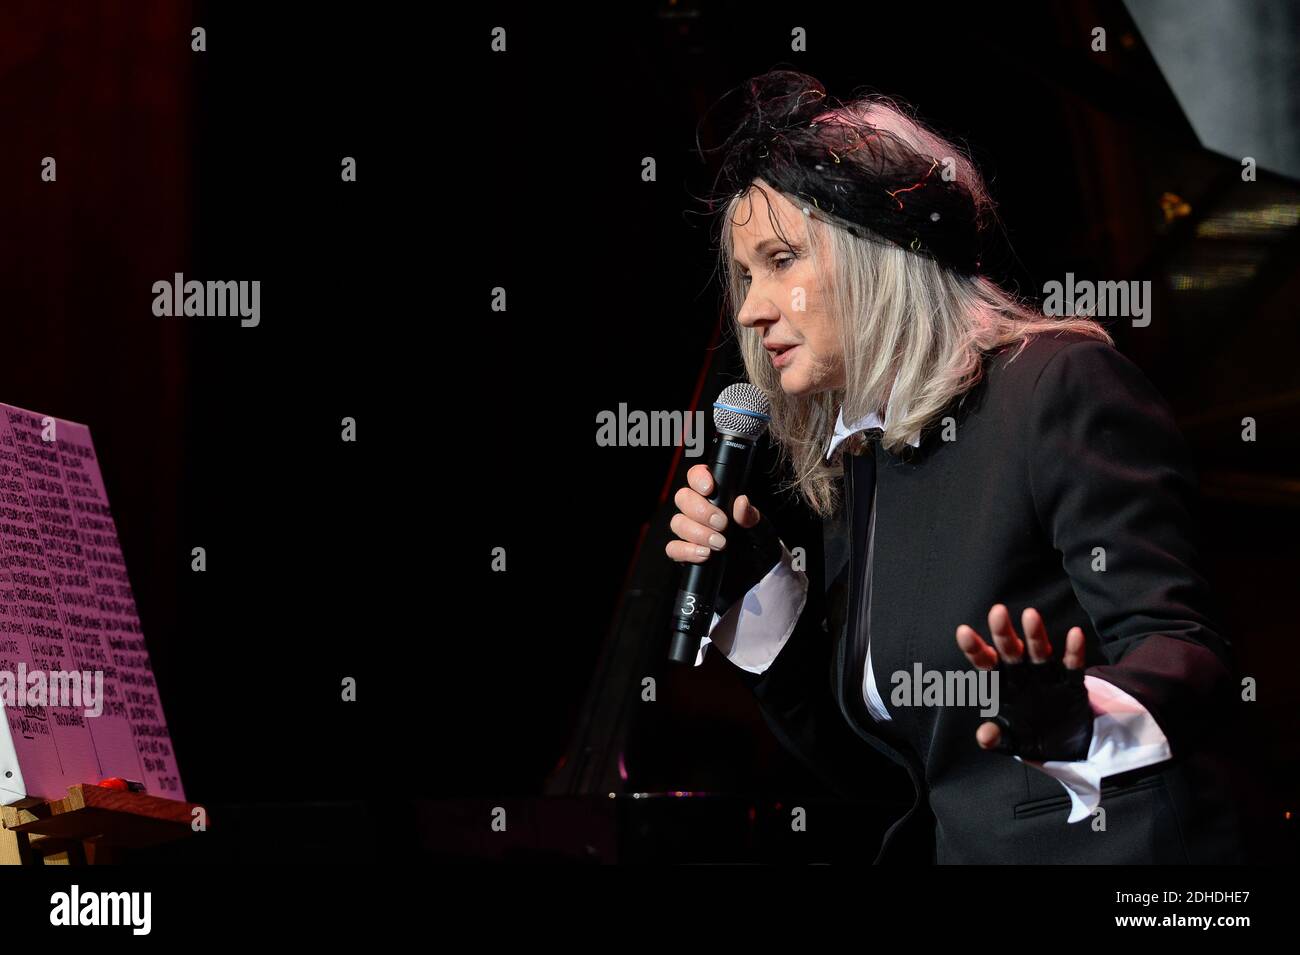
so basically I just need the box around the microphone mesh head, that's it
[712,382,772,438]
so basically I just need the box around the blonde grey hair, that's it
[718,94,1112,518]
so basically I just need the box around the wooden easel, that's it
[0,784,203,864]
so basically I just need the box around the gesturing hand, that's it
[955,604,1094,763]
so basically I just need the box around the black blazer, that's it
[733,331,1249,864]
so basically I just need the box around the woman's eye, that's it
[740,252,796,284]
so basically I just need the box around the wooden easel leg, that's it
[84,840,114,864]
[66,841,87,865]
[0,826,38,865]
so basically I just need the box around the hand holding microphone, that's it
[665,383,776,664]
[664,463,763,566]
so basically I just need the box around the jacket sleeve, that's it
[695,541,804,672]
[693,525,887,799]
[1025,338,1238,758]
[741,599,889,800]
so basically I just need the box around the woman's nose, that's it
[737,289,780,328]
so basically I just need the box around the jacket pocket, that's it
[1012,773,1165,820]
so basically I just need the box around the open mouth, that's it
[771,344,800,368]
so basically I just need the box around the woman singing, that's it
[666,70,1247,864]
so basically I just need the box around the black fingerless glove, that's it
[989,657,1094,762]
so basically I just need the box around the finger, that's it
[733,494,761,529]
[664,538,714,563]
[1063,626,1086,669]
[976,721,1001,750]
[673,485,728,532]
[687,464,714,496]
[987,603,1024,663]
[1021,606,1052,663]
[669,512,726,552]
[955,624,999,670]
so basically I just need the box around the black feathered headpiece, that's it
[699,70,990,277]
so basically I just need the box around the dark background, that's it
[0,3,425,857]
[0,1,1295,862]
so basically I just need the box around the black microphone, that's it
[668,382,772,664]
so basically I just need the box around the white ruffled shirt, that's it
[695,403,1172,824]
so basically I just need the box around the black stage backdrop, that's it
[0,0,1295,867]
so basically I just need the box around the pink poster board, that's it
[0,403,183,803]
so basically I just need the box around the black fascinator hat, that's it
[698,70,993,277]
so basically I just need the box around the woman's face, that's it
[731,181,846,396]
